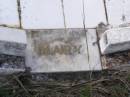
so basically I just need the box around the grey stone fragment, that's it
[100,27,130,54]
[0,68,25,75]
[0,40,26,56]
[0,54,25,69]
[0,26,27,74]
[0,26,27,56]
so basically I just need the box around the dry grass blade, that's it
[13,75,31,96]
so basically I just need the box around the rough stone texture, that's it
[26,29,101,73]
[0,26,27,56]
[100,27,130,54]
[101,50,130,69]
[32,71,102,81]
[0,27,27,74]
[0,54,25,69]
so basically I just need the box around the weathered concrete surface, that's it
[26,29,102,73]
[100,27,130,54]
[0,26,27,56]
[0,0,20,27]
[87,29,102,70]
[0,54,25,69]
[106,0,130,26]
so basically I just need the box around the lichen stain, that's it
[34,42,82,56]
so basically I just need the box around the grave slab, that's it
[100,27,130,54]
[26,29,102,73]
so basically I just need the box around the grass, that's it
[80,85,91,97]
[0,70,130,97]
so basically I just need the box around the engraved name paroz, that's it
[34,44,82,56]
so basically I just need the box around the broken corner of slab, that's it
[100,27,130,54]
[0,26,27,74]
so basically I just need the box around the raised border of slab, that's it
[87,29,102,70]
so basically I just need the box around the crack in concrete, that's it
[17,0,22,28]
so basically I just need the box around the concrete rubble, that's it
[100,27,130,54]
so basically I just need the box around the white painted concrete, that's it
[20,0,64,29]
[20,0,107,29]
[84,0,107,28]
[100,27,130,54]
[106,0,130,26]
[63,0,83,28]
[0,26,27,44]
[0,0,20,27]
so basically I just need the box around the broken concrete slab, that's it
[0,0,20,27]
[100,27,130,54]
[0,27,27,74]
[0,26,27,56]
[0,54,25,68]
